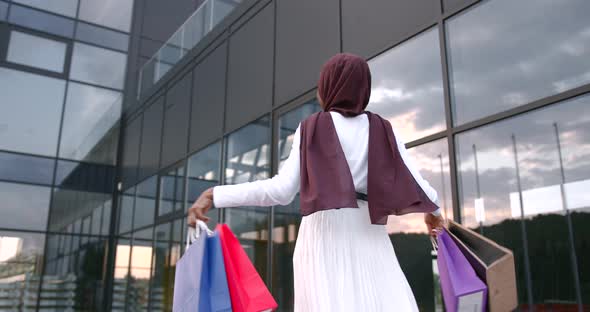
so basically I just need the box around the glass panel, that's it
[112,238,130,310]
[91,204,102,235]
[273,101,320,308]
[0,1,7,21]
[76,22,130,51]
[70,42,127,89]
[43,235,107,310]
[78,0,134,32]
[13,0,78,17]
[224,116,271,281]
[183,1,211,49]
[0,151,54,185]
[59,82,122,164]
[0,68,66,156]
[102,200,112,235]
[7,30,67,72]
[447,0,590,125]
[213,0,240,26]
[158,166,185,217]
[0,231,44,310]
[187,142,221,226]
[135,176,157,229]
[49,188,112,234]
[118,187,135,234]
[456,94,590,308]
[128,228,153,310]
[55,160,116,193]
[0,181,50,231]
[9,5,75,37]
[150,222,172,311]
[367,27,445,143]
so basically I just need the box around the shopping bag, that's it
[217,223,278,312]
[447,220,517,312]
[437,228,487,312]
[172,223,208,312]
[199,231,233,312]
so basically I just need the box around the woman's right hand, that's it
[188,187,214,226]
[424,213,444,237]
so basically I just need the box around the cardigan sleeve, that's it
[395,134,442,216]
[213,125,301,208]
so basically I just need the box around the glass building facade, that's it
[1,0,589,311]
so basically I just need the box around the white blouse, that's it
[213,112,440,215]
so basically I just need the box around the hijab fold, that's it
[299,53,438,224]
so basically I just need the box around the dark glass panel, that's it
[0,151,54,185]
[0,181,51,231]
[0,231,45,310]
[224,115,271,282]
[78,0,134,32]
[13,0,78,17]
[101,200,112,236]
[42,235,108,310]
[135,176,157,229]
[118,187,135,234]
[150,222,172,311]
[75,22,130,51]
[273,100,320,308]
[70,42,127,89]
[7,30,67,73]
[0,1,7,21]
[159,166,185,217]
[9,5,75,37]
[55,160,116,193]
[49,188,112,234]
[59,83,122,164]
[187,142,222,227]
[367,27,445,143]
[446,0,590,125]
[0,68,66,157]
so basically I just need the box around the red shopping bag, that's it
[216,224,278,312]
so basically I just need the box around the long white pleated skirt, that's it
[292,200,419,312]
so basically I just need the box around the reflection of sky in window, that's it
[367,27,445,143]
[59,82,121,164]
[457,94,590,228]
[70,43,127,89]
[78,0,134,32]
[0,182,51,231]
[386,138,451,234]
[447,0,590,125]
[0,68,65,157]
[12,0,78,17]
[7,31,66,73]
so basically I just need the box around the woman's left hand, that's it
[188,188,214,226]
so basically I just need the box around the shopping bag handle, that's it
[186,220,213,251]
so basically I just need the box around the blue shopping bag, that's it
[172,224,208,312]
[199,231,233,312]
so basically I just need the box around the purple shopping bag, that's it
[172,224,208,312]
[437,228,487,312]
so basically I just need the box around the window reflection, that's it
[367,27,445,143]
[128,228,154,310]
[49,188,112,234]
[59,83,121,164]
[54,160,116,193]
[0,151,54,185]
[70,43,127,89]
[118,187,135,234]
[12,0,78,17]
[78,0,134,32]
[43,235,108,310]
[0,181,50,231]
[446,0,590,125]
[273,101,320,308]
[135,176,157,229]
[224,116,271,281]
[0,68,66,157]
[7,31,67,73]
[0,1,7,21]
[456,94,590,308]
[9,5,75,37]
[76,22,130,52]
[0,231,44,310]
[159,166,185,216]
[187,142,222,226]
[150,222,174,311]
[112,238,131,310]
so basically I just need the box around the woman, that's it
[188,53,444,311]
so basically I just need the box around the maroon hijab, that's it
[299,53,438,224]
